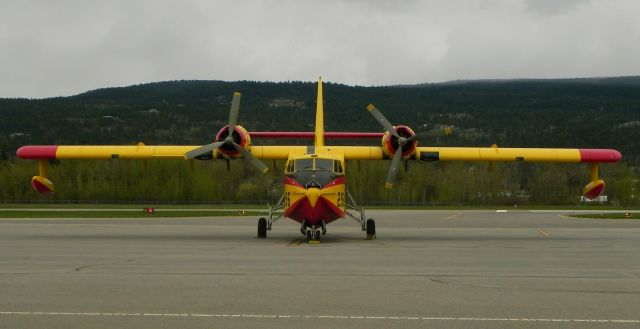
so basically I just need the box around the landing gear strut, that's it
[343,189,376,240]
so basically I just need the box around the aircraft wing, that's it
[16,144,299,160]
[415,147,622,163]
[18,145,622,163]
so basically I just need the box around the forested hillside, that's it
[1,77,638,205]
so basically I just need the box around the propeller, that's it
[366,104,413,188]
[366,104,453,188]
[414,125,453,139]
[185,92,268,174]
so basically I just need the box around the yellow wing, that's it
[17,144,299,160]
[17,144,621,163]
[415,146,621,163]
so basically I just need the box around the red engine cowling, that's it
[214,125,252,158]
[381,125,417,159]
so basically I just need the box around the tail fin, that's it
[314,78,325,147]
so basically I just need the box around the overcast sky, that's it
[1,0,639,98]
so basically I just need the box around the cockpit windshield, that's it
[287,157,343,188]
[315,159,333,170]
[295,159,314,171]
[292,158,342,173]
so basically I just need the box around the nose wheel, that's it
[305,227,322,243]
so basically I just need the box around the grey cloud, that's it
[0,0,639,98]
[525,0,591,15]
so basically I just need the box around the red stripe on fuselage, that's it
[579,149,622,163]
[284,176,304,188]
[16,146,58,159]
[322,176,345,188]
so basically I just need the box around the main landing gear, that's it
[343,189,376,240]
[365,218,376,240]
[257,217,267,239]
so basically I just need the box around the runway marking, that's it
[287,237,305,246]
[445,212,462,220]
[538,229,552,237]
[1,311,639,323]
[271,237,306,247]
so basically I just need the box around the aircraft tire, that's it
[306,230,313,242]
[366,218,376,240]
[258,218,267,239]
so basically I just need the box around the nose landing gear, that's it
[302,221,324,243]
[305,227,323,243]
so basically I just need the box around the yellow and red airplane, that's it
[17,79,622,242]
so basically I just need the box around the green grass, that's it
[569,213,639,220]
[0,210,269,218]
[1,203,638,211]
[0,203,270,209]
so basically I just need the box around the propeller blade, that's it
[228,92,241,134]
[233,143,269,174]
[413,126,454,140]
[366,104,400,139]
[185,141,225,159]
[385,147,403,189]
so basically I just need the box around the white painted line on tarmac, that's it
[1,311,639,323]
[529,210,635,213]
[445,212,462,219]
[537,229,552,237]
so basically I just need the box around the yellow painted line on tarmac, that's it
[446,212,462,220]
[288,237,305,246]
[271,237,305,247]
[538,229,552,237]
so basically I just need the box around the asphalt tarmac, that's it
[1,209,639,328]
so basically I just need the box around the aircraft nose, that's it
[306,188,321,207]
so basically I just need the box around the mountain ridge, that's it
[1,77,638,163]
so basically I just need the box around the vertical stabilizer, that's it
[314,78,325,147]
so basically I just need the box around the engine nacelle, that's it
[583,179,606,200]
[215,125,252,158]
[31,176,55,194]
[381,125,417,159]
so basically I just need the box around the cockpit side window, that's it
[334,161,343,174]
